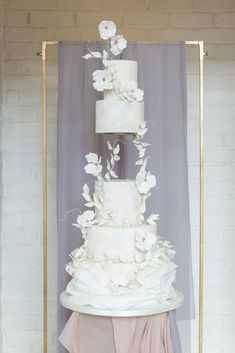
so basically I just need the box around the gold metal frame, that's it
[40,40,205,353]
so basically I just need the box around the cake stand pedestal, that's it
[60,289,184,317]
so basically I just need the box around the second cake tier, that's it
[96,100,144,134]
[86,223,157,261]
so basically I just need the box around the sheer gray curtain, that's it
[57,42,194,353]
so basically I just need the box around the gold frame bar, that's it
[41,40,205,353]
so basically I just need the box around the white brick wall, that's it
[0,1,235,353]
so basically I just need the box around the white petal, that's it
[93,69,104,82]
[99,20,116,40]
[85,152,98,164]
[110,169,118,178]
[113,144,120,155]
[83,210,95,221]
[82,183,91,201]
[93,81,104,92]
[127,81,138,90]
[82,53,93,59]
[91,51,102,58]
[107,141,113,150]
[110,35,127,56]
[84,163,97,175]
[137,181,150,194]
[147,174,156,188]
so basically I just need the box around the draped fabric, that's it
[59,312,174,353]
[57,42,194,353]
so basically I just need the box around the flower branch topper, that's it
[82,20,144,102]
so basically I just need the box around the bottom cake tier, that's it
[65,228,177,309]
[66,260,176,309]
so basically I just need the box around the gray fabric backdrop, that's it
[57,42,194,353]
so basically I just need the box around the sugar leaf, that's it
[146,213,160,224]
[105,172,110,181]
[85,202,94,208]
[110,169,118,178]
[107,141,113,150]
[113,144,120,155]
[82,184,91,201]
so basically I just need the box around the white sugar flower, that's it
[76,210,95,227]
[71,246,86,260]
[99,20,116,40]
[85,152,98,164]
[137,181,151,194]
[146,174,156,188]
[65,263,75,277]
[84,152,102,177]
[124,81,144,102]
[136,231,157,251]
[132,88,144,102]
[84,163,102,176]
[111,273,129,287]
[110,35,127,56]
[136,171,156,194]
[93,69,113,92]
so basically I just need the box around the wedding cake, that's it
[65,21,177,310]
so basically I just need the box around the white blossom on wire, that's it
[110,35,127,56]
[99,20,116,40]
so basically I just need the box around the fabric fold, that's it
[59,312,174,353]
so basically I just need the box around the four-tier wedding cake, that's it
[65,21,177,310]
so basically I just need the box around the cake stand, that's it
[60,290,184,317]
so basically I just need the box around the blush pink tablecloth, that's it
[59,312,173,353]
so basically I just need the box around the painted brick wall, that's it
[1,1,235,353]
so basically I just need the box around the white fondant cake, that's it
[104,60,137,101]
[95,180,143,225]
[96,59,144,134]
[96,100,144,134]
[86,224,157,260]
[64,20,177,311]
[66,258,176,309]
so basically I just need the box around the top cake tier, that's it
[104,60,137,100]
[96,60,144,134]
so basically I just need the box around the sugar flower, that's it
[124,81,144,102]
[84,152,102,177]
[71,246,86,260]
[76,210,95,227]
[136,170,156,194]
[110,35,127,56]
[99,20,116,40]
[84,163,102,176]
[136,231,157,252]
[85,152,98,164]
[92,69,113,92]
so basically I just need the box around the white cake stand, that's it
[60,290,184,317]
